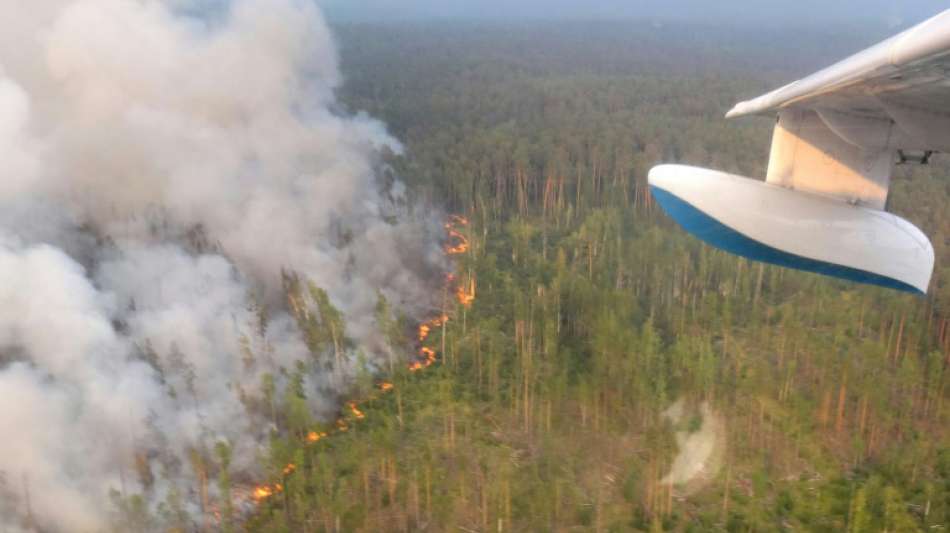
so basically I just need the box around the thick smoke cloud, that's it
[0,0,443,530]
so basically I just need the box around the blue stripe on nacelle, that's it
[650,186,923,294]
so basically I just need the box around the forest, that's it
[112,20,949,532]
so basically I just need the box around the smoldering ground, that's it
[0,0,444,530]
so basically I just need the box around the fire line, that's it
[252,215,473,505]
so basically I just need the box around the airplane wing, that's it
[649,9,949,294]
[726,10,950,154]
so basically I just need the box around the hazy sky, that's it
[318,0,944,27]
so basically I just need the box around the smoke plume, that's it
[0,0,443,530]
[661,399,725,494]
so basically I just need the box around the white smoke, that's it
[0,1,444,530]
[661,399,724,493]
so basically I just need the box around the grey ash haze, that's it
[319,0,942,27]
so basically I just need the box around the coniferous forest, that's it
[139,21,950,532]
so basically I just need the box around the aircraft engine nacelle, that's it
[648,164,934,294]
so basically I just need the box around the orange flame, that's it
[456,276,476,307]
[378,381,394,392]
[418,323,431,342]
[444,229,469,254]
[349,402,366,420]
[306,430,327,443]
[253,485,275,501]
[410,347,438,372]
[409,212,475,370]
[417,314,448,343]
[444,215,470,254]
[253,467,293,502]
